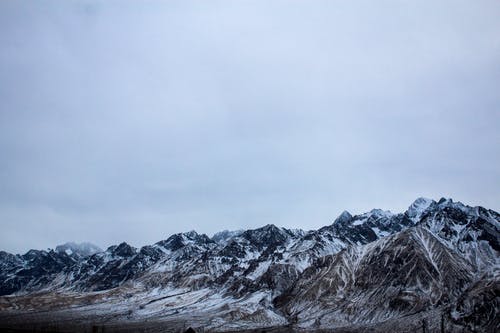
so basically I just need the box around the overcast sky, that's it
[1,1,499,253]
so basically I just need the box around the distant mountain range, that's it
[0,197,498,332]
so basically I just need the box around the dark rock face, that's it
[111,242,136,257]
[0,249,77,295]
[275,227,475,326]
[156,231,214,252]
[0,198,498,332]
[258,264,300,296]
[450,273,499,332]
[241,224,290,250]
[156,234,187,252]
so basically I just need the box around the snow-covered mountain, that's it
[55,242,102,258]
[0,198,498,332]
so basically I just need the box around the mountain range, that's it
[0,197,498,332]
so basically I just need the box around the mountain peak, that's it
[55,242,102,257]
[242,224,289,249]
[334,210,353,224]
[437,197,453,205]
[406,197,435,222]
[183,230,200,239]
[110,242,136,257]
[212,230,244,244]
[368,208,393,217]
[262,223,280,231]
[155,230,213,251]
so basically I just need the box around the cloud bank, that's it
[0,1,499,253]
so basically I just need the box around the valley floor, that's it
[0,309,482,333]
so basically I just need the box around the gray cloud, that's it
[1,1,499,253]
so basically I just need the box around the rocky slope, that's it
[0,198,498,332]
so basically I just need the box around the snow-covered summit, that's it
[212,229,244,245]
[55,242,102,258]
[406,197,435,222]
